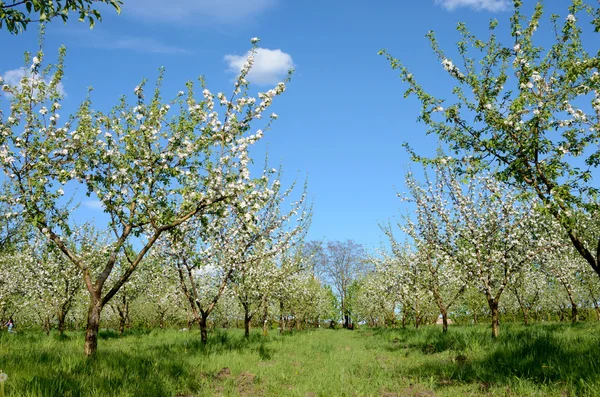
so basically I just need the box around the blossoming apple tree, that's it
[380,0,600,280]
[0,39,288,355]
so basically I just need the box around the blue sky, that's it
[0,0,588,250]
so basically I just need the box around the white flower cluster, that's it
[442,58,464,79]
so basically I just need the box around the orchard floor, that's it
[1,323,600,396]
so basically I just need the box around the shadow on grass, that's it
[385,323,600,394]
[0,329,281,396]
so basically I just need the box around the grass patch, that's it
[0,323,599,396]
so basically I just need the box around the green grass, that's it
[1,323,600,396]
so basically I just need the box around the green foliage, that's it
[0,0,122,34]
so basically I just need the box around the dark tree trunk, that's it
[519,304,529,326]
[43,315,51,336]
[84,297,103,357]
[571,302,578,324]
[199,312,209,344]
[441,309,448,333]
[244,306,251,338]
[118,315,125,335]
[489,299,499,339]
[279,300,285,334]
[57,309,67,336]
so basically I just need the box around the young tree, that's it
[0,39,287,355]
[382,165,472,332]
[380,1,600,279]
[509,262,545,325]
[21,232,84,335]
[402,162,552,337]
[168,166,308,342]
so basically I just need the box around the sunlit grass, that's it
[1,323,600,396]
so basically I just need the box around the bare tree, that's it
[318,240,365,328]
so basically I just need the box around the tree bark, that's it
[279,300,285,334]
[57,309,66,336]
[521,306,529,326]
[261,299,269,336]
[489,299,499,339]
[244,305,251,338]
[440,308,448,333]
[43,315,51,336]
[414,296,421,329]
[571,302,578,324]
[84,297,103,357]
[199,312,209,344]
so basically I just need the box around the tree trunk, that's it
[262,300,269,336]
[558,305,566,322]
[514,291,529,326]
[594,302,600,322]
[279,300,285,334]
[414,297,420,329]
[57,309,66,336]
[118,315,126,335]
[199,312,209,344]
[520,306,529,326]
[43,315,51,336]
[440,308,448,333]
[159,308,165,329]
[571,302,578,324]
[84,298,103,357]
[489,299,499,339]
[244,306,251,338]
[401,309,406,328]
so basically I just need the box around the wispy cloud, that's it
[435,0,510,12]
[121,0,275,25]
[95,35,190,54]
[1,67,66,97]
[83,200,104,210]
[60,28,190,54]
[225,48,293,86]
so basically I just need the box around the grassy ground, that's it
[1,323,600,396]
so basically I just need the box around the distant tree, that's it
[0,0,121,34]
[317,240,365,328]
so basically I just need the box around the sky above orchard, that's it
[0,0,590,250]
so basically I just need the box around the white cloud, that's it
[1,67,66,97]
[224,48,293,85]
[83,200,104,210]
[435,0,510,12]
[121,0,275,24]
